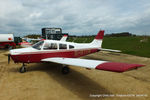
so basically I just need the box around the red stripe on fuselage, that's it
[11,48,99,63]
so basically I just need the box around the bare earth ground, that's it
[0,50,150,100]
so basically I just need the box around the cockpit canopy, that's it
[32,41,44,50]
[32,40,74,50]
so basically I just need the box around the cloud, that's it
[0,0,150,36]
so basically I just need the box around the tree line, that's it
[24,32,136,39]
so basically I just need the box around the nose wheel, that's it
[19,63,26,73]
[62,66,70,74]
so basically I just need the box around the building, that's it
[42,28,68,40]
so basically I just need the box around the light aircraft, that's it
[18,37,41,48]
[8,30,144,74]
[19,35,68,48]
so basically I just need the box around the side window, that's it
[59,43,67,49]
[43,43,57,50]
[69,45,74,49]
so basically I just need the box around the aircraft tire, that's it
[20,66,26,73]
[62,66,69,74]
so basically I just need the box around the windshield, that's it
[32,41,44,50]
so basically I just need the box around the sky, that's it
[0,0,150,36]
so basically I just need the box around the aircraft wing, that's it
[41,57,144,72]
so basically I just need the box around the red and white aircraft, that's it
[8,30,144,74]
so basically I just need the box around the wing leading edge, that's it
[41,58,144,72]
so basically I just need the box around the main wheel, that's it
[62,66,70,74]
[19,67,26,73]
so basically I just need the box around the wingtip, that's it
[95,62,145,72]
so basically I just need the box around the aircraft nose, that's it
[8,50,13,64]
[9,49,20,55]
[9,49,14,55]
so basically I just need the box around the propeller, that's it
[8,54,11,64]
[9,46,13,50]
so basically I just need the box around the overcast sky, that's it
[0,0,150,36]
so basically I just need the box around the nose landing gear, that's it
[19,63,26,73]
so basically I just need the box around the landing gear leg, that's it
[19,63,26,73]
[61,65,70,74]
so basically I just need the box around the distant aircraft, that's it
[60,35,68,42]
[19,35,68,48]
[8,30,144,74]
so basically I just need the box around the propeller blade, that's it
[8,54,10,64]
[9,46,13,50]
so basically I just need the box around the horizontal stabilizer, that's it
[41,57,144,72]
[101,48,121,52]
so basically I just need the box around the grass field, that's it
[68,36,150,58]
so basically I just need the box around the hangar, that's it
[42,27,68,40]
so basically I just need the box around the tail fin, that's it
[60,35,68,42]
[90,30,104,47]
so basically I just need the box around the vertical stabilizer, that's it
[60,35,68,42]
[90,30,104,47]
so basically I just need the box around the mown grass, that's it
[68,36,150,58]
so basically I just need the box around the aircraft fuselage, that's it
[11,48,99,63]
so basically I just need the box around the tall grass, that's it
[68,36,150,58]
